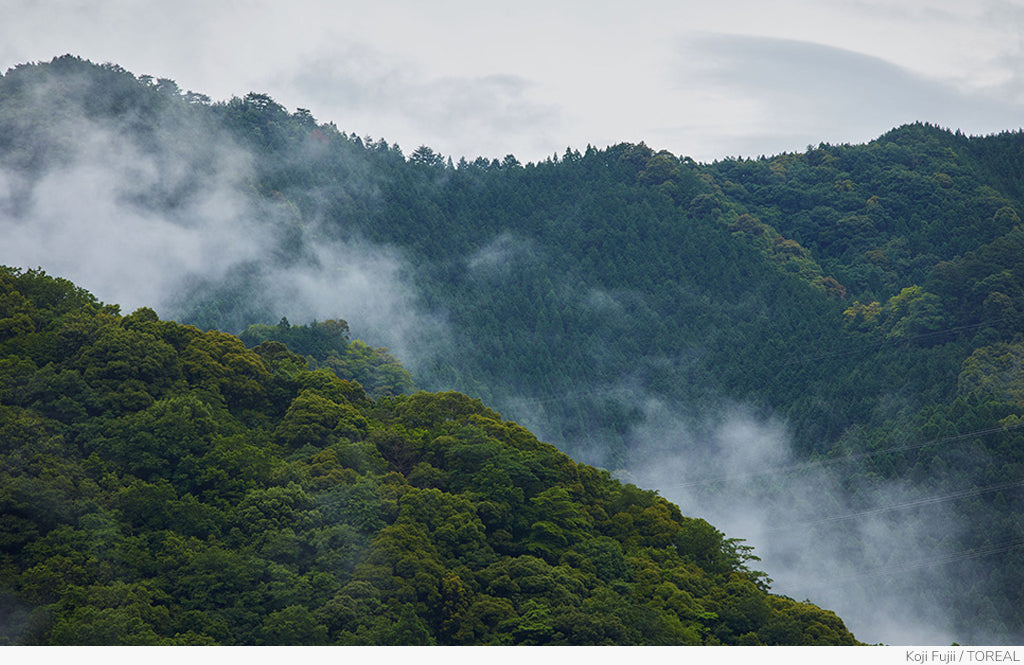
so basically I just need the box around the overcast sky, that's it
[3,0,1024,163]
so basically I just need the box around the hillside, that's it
[0,267,857,645]
[1,55,1023,643]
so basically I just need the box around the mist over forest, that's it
[2,55,1024,645]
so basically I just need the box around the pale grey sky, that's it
[3,0,1024,162]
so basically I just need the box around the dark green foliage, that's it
[239,319,415,398]
[0,268,856,645]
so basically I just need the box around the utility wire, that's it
[791,537,1024,587]
[662,419,1024,489]
[761,479,1024,532]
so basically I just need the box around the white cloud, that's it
[664,32,1024,159]
[622,399,968,645]
[0,111,263,311]
[277,44,561,160]
[0,69,449,369]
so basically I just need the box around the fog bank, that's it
[622,398,983,645]
[0,79,448,370]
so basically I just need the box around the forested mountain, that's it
[1,55,1023,644]
[0,267,857,645]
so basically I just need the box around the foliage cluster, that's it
[238,318,415,398]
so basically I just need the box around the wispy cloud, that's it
[667,32,1024,158]
[620,397,998,645]
[278,43,561,160]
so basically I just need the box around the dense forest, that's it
[1,55,1023,644]
[0,266,857,645]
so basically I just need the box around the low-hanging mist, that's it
[620,397,1006,645]
[0,67,449,374]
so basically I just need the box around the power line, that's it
[489,314,1016,419]
[658,419,1024,490]
[775,316,1014,369]
[790,537,1024,587]
[762,479,1024,532]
